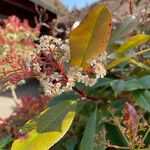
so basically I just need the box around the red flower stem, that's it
[107,144,130,149]
[72,86,98,101]
[40,51,98,102]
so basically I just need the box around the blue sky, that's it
[61,0,98,10]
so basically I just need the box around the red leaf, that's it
[124,102,139,139]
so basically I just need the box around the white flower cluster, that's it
[67,66,97,87]
[40,73,63,96]
[35,36,107,97]
[36,35,70,64]
[40,66,97,96]
[89,51,107,78]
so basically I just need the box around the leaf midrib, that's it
[40,101,75,133]
[80,6,105,67]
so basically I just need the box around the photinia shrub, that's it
[0,16,40,86]
[0,3,150,150]
[0,15,40,57]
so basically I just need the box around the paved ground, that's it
[0,96,16,118]
[0,79,40,119]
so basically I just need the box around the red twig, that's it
[72,86,98,102]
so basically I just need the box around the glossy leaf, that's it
[11,100,77,150]
[139,75,150,89]
[105,123,128,147]
[111,76,150,95]
[109,43,121,50]
[110,80,126,96]
[106,56,133,70]
[48,91,80,107]
[94,112,106,150]
[94,124,106,150]
[124,103,139,139]
[109,99,126,114]
[129,59,150,71]
[124,80,143,91]
[80,108,97,150]
[106,48,150,70]
[66,136,77,150]
[0,136,13,149]
[109,16,137,45]
[133,90,150,111]
[116,34,150,57]
[69,4,112,70]
[111,79,143,95]
[91,77,113,89]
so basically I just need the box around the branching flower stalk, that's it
[103,103,149,149]
[109,112,130,146]
[0,35,107,101]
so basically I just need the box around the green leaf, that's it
[10,119,24,126]
[133,90,150,111]
[106,48,150,70]
[94,109,108,150]
[105,123,128,147]
[11,100,77,150]
[66,136,77,150]
[116,34,150,57]
[69,4,112,70]
[80,108,97,150]
[111,79,144,95]
[109,99,126,115]
[79,102,96,118]
[139,75,150,89]
[129,59,150,71]
[48,91,80,107]
[94,123,106,150]
[109,16,137,45]
[135,0,142,5]
[91,77,113,88]
[111,76,150,95]
[0,136,13,149]
[124,79,143,91]
[110,80,126,95]
[53,138,65,150]
[109,43,121,50]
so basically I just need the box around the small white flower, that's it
[51,72,62,81]
[33,63,41,72]
[53,38,62,44]
[88,78,97,87]
[94,63,106,78]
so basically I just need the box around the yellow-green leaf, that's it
[109,43,121,50]
[116,34,150,57]
[129,59,150,71]
[106,48,150,70]
[11,100,77,150]
[69,4,112,70]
